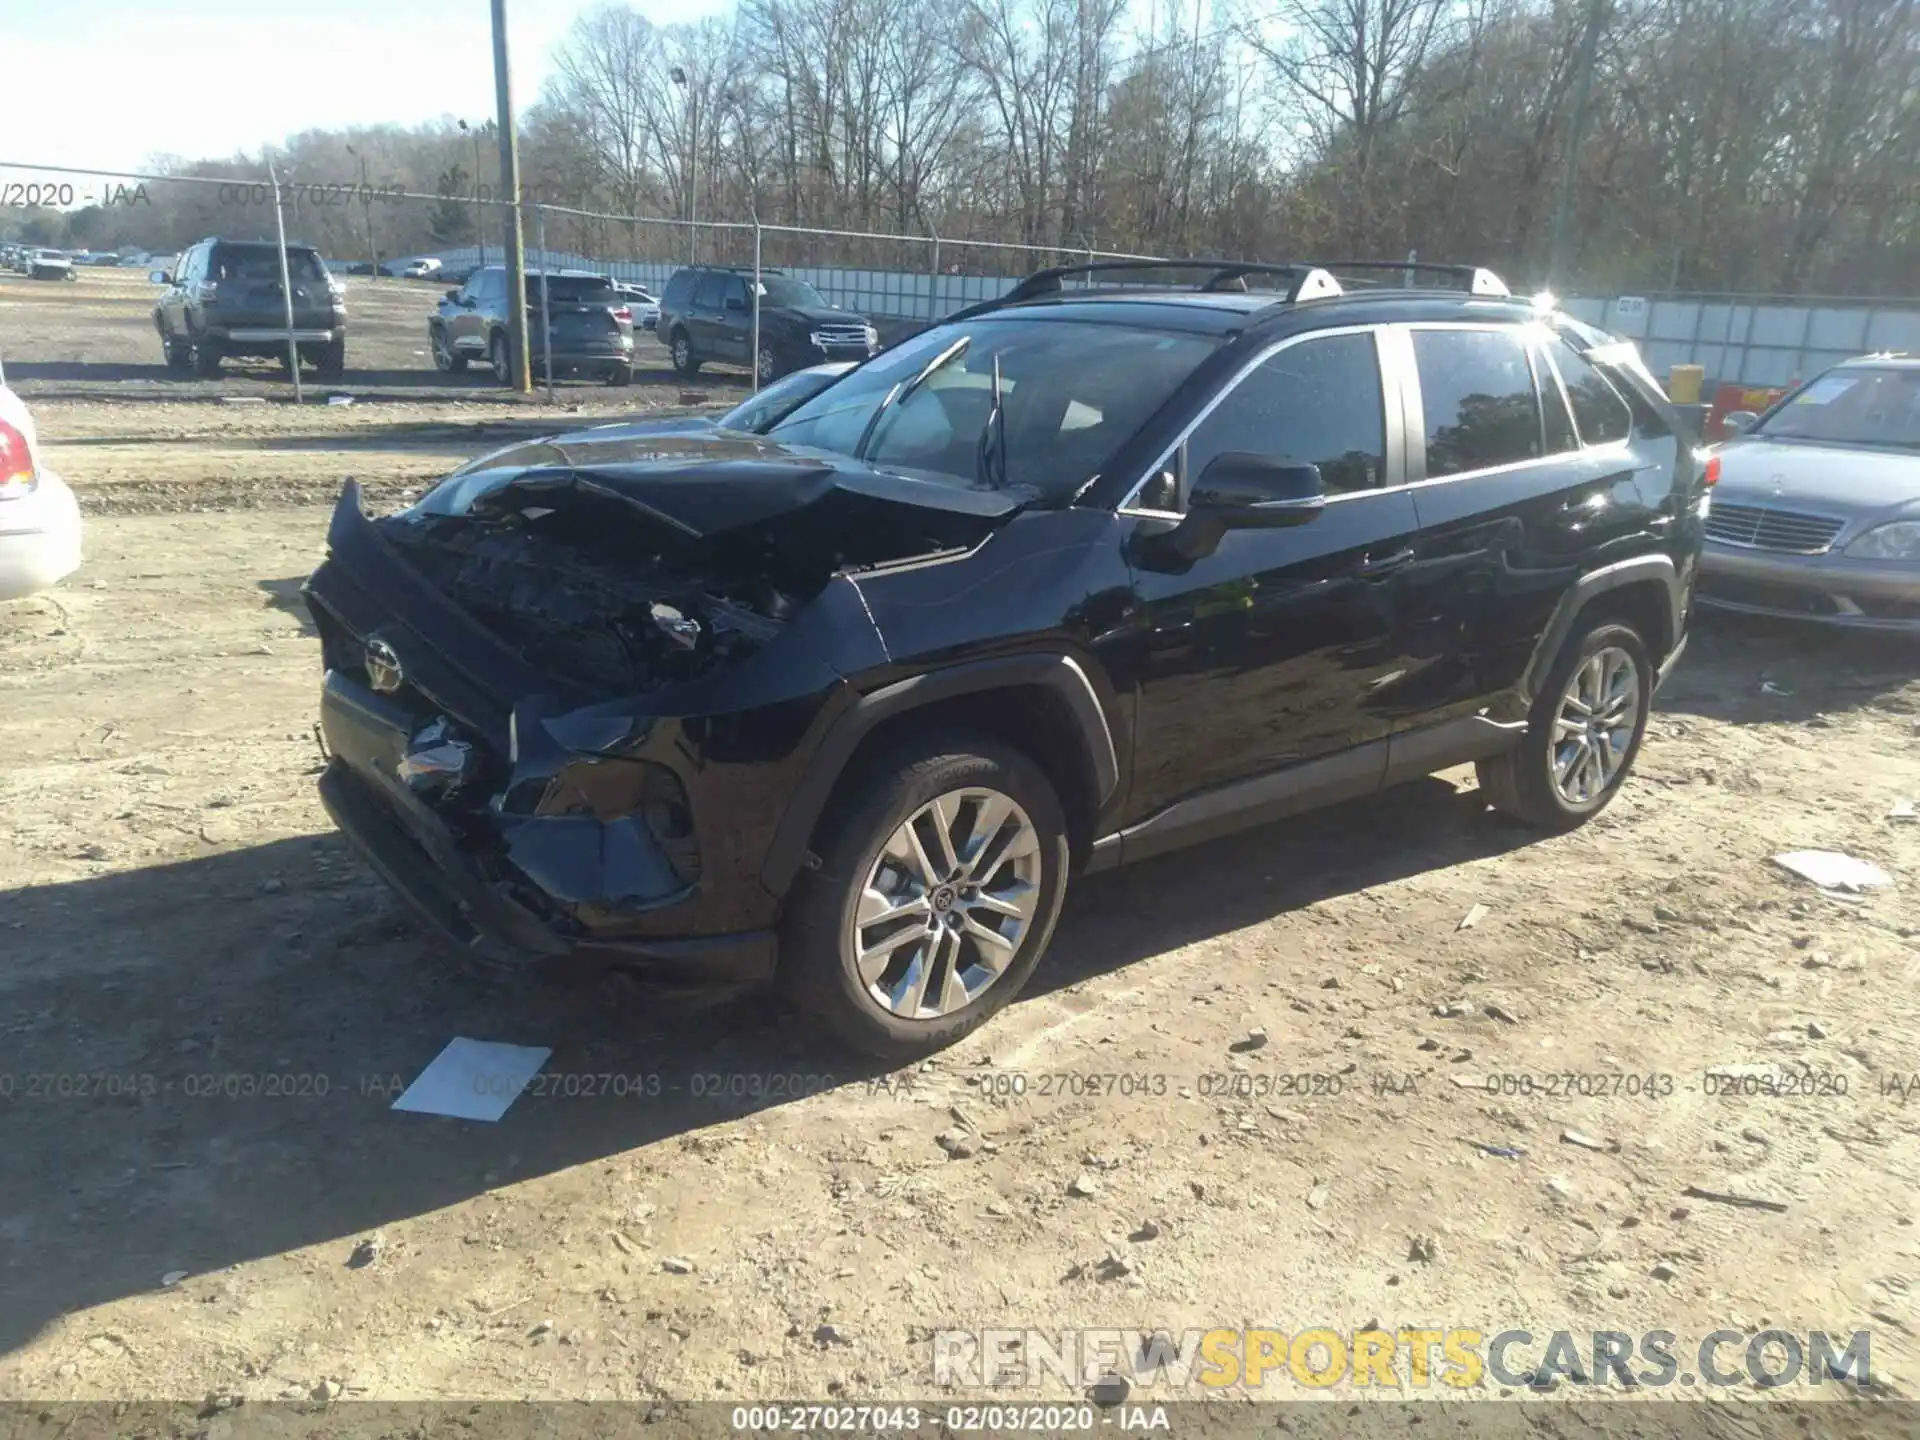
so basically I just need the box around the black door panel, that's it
[1117,489,1424,820]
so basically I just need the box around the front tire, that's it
[757,344,783,383]
[316,337,346,381]
[489,331,512,385]
[670,329,700,378]
[779,737,1070,1060]
[1477,621,1653,830]
[431,326,467,373]
[163,334,191,373]
[192,336,223,377]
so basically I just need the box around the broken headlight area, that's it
[395,717,477,803]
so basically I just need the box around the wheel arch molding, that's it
[759,652,1120,900]
[1518,554,1681,710]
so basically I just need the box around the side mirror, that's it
[149,270,171,285]
[1720,410,1758,436]
[444,287,461,301]
[1153,454,1325,563]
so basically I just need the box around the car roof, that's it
[1836,353,1918,370]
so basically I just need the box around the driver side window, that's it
[1179,332,1386,504]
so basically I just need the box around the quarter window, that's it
[1182,332,1386,496]
[1412,327,1543,476]
[1543,336,1634,445]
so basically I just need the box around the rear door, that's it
[1116,327,1423,846]
[689,271,727,356]
[1384,322,1659,728]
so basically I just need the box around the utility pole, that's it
[459,119,488,267]
[346,144,378,274]
[491,0,531,392]
[672,66,697,265]
[1547,0,1608,290]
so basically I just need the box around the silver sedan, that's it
[1697,355,1920,631]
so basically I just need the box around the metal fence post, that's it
[266,159,304,403]
[929,232,941,323]
[751,217,763,392]
[536,205,554,403]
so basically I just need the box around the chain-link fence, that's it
[0,159,1167,396]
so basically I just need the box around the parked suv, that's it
[304,259,1703,1059]
[152,239,346,378]
[430,266,635,386]
[658,265,878,382]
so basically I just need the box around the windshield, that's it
[717,366,850,434]
[755,276,829,309]
[1756,367,1920,448]
[769,319,1218,498]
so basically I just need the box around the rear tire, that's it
[1476,621,1653,831]
[605,362,633,387]
[778,736,1070,1060]
[192,337,223,377]
[670,329,700,378]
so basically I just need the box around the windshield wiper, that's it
[976,352,1008,488]
[853,335,970,460]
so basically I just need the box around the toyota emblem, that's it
[365,638,404,694]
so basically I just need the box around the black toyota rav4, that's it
[304,260,1705,1058]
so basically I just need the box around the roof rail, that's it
[1306,260,1511,297]
[987,259,1346,310]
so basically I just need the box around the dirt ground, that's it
[3,267,1920,1425]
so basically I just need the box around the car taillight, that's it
[1702,454,1721,487]
[0,417,37,499]
[201,282,220,302]
[612,306,631,323]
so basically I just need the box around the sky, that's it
[1,0,727,182]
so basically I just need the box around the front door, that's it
[1115,328,1423,837]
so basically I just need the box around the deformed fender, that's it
[1516,553,1682,709]
[758,652,1120,899]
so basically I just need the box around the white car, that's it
[401,258,443,279]
[0,385,82,600]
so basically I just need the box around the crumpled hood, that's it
[413,427,1022,537]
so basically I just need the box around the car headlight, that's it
[864,324,880,348]
[1844,521,1920,561]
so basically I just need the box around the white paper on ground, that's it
[391,1038,553,1122]
[1771,850,1893,893]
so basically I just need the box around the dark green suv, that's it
[658,266,878,382]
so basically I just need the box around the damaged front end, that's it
[303,431,1016,982]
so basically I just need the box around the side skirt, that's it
[1084,712,1526,873]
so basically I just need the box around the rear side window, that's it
[693,272,726,308]
[1184,332,1386,495]
[663,271,694,307]
[1412,328,1543,476]
[1543,336,1633,445]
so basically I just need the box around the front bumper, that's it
[0,470,82,601]
[317,672,775,984]
[1697,542,1920,631]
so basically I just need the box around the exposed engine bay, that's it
[377,465,1008,693]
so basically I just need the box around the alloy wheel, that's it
[846,787,1042,1020]
[673,335,691,371]
[758,346,777,382]
[1550,645,1640,805]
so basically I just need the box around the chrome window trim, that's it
[1116,323,1388,516]
[1116,317,1642,519]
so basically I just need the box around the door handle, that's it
[1356,547,1414,577]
